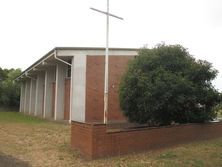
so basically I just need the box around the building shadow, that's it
[0,152,30,167]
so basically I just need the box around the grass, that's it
[1,112,222,167]
[0,112,45,124]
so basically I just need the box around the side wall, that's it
[71,121,222,159]
[85,56,134,123]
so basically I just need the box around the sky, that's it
[0,0,221,91]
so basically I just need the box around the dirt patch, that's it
[1,112,222,167]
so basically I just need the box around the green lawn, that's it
[0,112,45,124]
[1,111,222,167]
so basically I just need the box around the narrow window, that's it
[66,60,72,78]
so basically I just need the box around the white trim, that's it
[18,53,54,80]
[54,50,72,66]
[56,49,138,57]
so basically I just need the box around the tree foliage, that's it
[0,68,21,108]
[119,44,222,125]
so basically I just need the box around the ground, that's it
[1,112,222,167]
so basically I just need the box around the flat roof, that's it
[16,47,138,80]
[55,47,138,51]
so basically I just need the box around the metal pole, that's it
[104,0,109,124]
[90,0,123,124]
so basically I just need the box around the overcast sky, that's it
[0,0,221,91]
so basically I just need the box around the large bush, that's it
[0,68,21,109]
[119,44,221,125]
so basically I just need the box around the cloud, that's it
[206,0,222,26]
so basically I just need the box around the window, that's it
[66,60,72,78]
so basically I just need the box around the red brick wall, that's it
[85,56,134,123]
[71,122,93,158]
[71,121,222,159]
[64,78,71,120]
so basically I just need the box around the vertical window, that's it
[66,59,72,78]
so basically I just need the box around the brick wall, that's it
[64,78,71,120]
[71,121,222,159]
[71,122,93,158]
[85,56,134,123]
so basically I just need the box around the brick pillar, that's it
[64,78,71,120]
[71,121,107,159]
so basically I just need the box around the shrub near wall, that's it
[119,44,222,125]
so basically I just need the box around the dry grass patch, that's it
[1,112,222,167]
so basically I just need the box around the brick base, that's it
[71,121,222,159]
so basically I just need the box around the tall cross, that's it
[90,0,123,124]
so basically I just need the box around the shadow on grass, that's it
[0,152,30,167]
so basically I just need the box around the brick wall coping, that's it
[71,120,222,134]
[106,122,222,133]
[71,120,105,126]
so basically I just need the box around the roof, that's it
[16,47,138,80]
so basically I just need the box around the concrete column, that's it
[24,79,31,113]
[44,67,55,118]
[19,82,25,112]
[29,78,36,115]
[34,72,45,116]
[23,81,27,113]
[54,63,67,120]
[71,55,86,122]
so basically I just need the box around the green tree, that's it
[0,68,21,108]
[119,44,221,125]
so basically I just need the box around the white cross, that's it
[90,0,123,124]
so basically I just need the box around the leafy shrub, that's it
[0,68,21,108]
[119,44,221,125]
